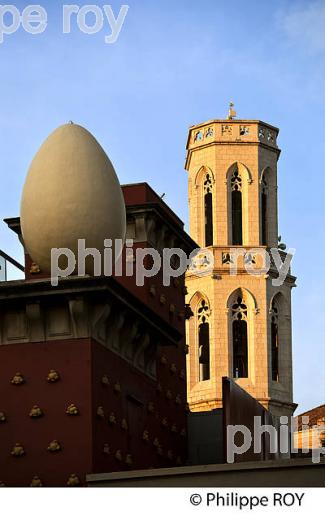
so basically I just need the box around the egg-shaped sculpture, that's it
[20,123,126,276]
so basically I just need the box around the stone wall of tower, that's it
[185,118,296,418]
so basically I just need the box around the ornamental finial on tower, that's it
[227,102,237,120]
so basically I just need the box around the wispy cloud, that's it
[278,1,325,53]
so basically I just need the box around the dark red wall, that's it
[0,337,187,486]
[91,339,187,474]
[0,339,93,486]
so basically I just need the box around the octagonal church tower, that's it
[185,104,297,418]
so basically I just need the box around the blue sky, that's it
[0,0,324,413]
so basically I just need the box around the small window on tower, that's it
[232,296,248,378]
[261,176,268,245]
[197,299,210,381]
[271,302,279,382]
[231,170,243,245]
[204,173,213,246]
[240,126,249,136]
[194,130,203,142]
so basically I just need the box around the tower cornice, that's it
[185,119,280,170]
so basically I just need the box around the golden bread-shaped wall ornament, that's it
[47,440,61,453]
[114,381,121,393]
[101,374,110,386]
[29,262,41,274]
[121,418,128,430]
[109,412,116,425]
[47,369,60,383]
[160,355,167,365]
[30,476,42,487]
[67,474,80,487]
[97,406,105,419]
[66,404,79,416]
[29,405,43,418]
[11,372,25,385]
[179,369,185,380]
[115,450,122,461]
[0,412,6,423]
[142,430,149,442]
[125,454,133,466]
[170,363,177,374]
[11,443,25,457]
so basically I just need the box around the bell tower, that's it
[185,105,297,418]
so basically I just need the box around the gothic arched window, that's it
[204,174,213,246]
[231,170,243,245]
[197,299,210,381]
[261,176,268,245]
[232,296,248,378]
[271,301,279,381]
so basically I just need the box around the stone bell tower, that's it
[185,104,297,418]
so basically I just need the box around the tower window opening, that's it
[231,170,243,245]
[271,302,279,381]
[232,296,248,378]
[198,299,210,381]
[204,173,213,246]
[261,176,268,245]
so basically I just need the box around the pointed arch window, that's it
[231,170,243,245]
[232,296,248,378]
[204,173,213,246]
[271,301,279,381]
[261,176,268,245]
[197,299,210,381]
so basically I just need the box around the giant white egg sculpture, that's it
[20,123,126,276]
